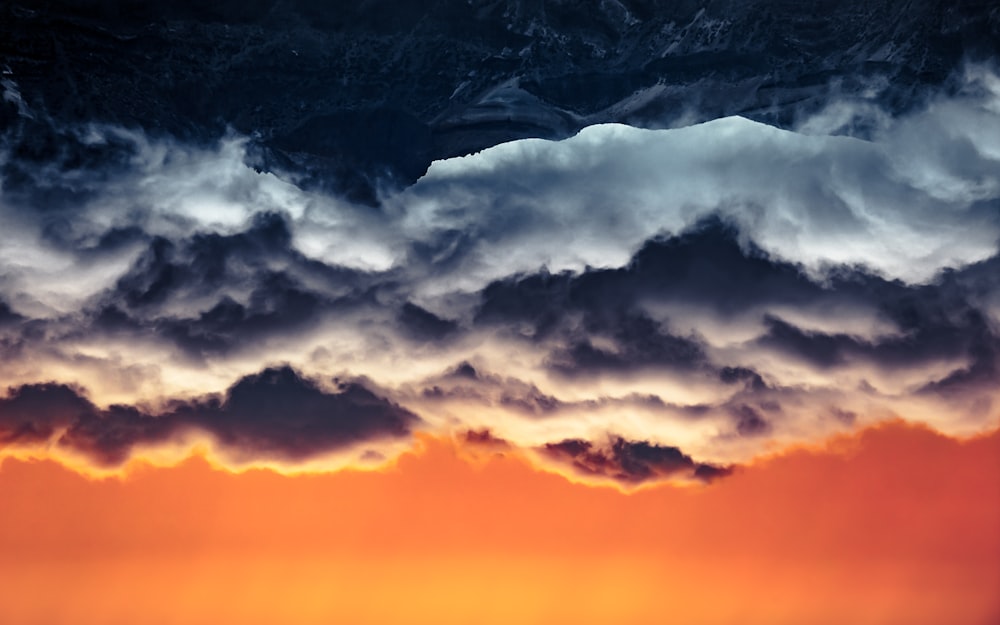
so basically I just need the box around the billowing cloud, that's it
[541,436,732,485]
[0,65,999,484]
[0,366,419,468]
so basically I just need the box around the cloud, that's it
[10,66,995,324]
[541,436,733,485]
[0,299,24,327]
[461,428,511,451]
[90,213,354,358]
[0,124,400,319]
[397,302,459,342]
[1,66,999,476]
[730,404,772,437]
[417,361,565,417]
[472,216,1000,391]
[1,366,419,467]
[0,382,92,444]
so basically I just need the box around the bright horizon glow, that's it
[1,421,997,625]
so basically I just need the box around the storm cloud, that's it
[1,64,999,481]
[1,366,419,467]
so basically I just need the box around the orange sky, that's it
[1,420,998,625]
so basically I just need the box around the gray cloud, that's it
[542,436,733,485]
[1,66,999,475]
[473,217,1000,392]
[1,366,419,466]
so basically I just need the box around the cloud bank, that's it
[1,66,999,485]
[0,366,417,470]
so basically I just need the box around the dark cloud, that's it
[446,361,480,381]
[397,302,458,342]
[0,0,997,480]
[83,212,378,357]
[473,218,822,378]
[461,428,510,450]
[545,310,706,377]
[542,436,733,485]
[918,325,999,397]
[475,217,1000,397]
[1,366,418,466]
[757,284,1000,391]
[154,272,328,356]
[109,212,322,307]
[0,120,141,214]
[414,361,724,426]
[181,366,417,461]
[730,405,773,437]
[719,366,769,392]
[419,362,565,417]
[475,218,822,329]
[497,389,563,416]
[757,316,852,368]
[0,300,24,327]
[4,212,997,457]
[62,404,177,466]
[830,407,858,424]
[0,382,92,444]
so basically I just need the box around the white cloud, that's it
[393,72,1000,293]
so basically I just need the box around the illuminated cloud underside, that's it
[1,67,999,484]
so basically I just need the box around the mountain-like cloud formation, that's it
[397,65,1000,291]
[1,66,998,485]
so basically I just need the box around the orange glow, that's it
[1,421,998,625]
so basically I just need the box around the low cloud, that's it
[1,366,419,467]
[395,66,1000,292]
[542,436,733,485]
[0,66,999,476]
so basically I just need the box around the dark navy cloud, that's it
[77,212,387,358]
[461,428,512,451]
[542,436,733,485]
[0,366,418,466]
[397,302,460,342]
[473,218,1000,398]
[419,362,566,417]
[0,209,996,468]
[0,382,93,445]
[0,300,24,327]
[414,358,783,444]
[473,217,828,340]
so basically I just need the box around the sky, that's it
[1,423,998,625]
[1,23,1000,625]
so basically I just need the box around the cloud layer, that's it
[0,366,417,469]
[1,66,999,484]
